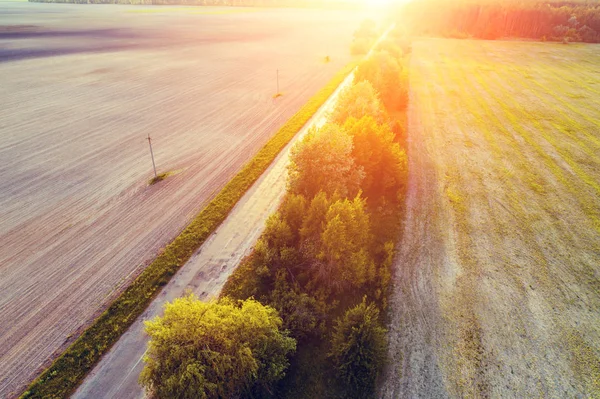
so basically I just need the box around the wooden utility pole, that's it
[147,134,157,179]
[276,69,279,95]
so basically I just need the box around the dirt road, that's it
[72,67,354,399]
[0,3,366,396]
[381,39,600,398]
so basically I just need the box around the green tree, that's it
[329,299,387,398]
[299,191,331,259]
[330,81,387,125]
[344,116,408,203]
[140,295,296,399]
[279,193,307,242]
[288,124,364,199]
[263,213,294,252]
[316,195,374,292]
[268,270,326,341]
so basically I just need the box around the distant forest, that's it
[28,0,359,7]
[401,0,600,42]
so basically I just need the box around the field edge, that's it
[18,61,357,399]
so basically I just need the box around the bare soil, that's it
[381,38,600,398]
[72,68,354,399]
[0,3,366,396]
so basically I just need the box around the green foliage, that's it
[20,62,357,399]
[140,295,296,398]
[299,191,330,259]
[288,124,364,199]
[263,213,294,252]
[317,195,374,293]
[221,239,273,302]
[330,80,386,125]
[280,193,308,241]
[329,299,387,398]
[222,34,413,398]
[344,116,408,203]
[268,271,326,341]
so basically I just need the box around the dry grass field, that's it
[0,2,367,396]
[382,38,600,398]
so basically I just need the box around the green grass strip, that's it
[20,62,357,399]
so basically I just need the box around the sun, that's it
[361,0,399,7]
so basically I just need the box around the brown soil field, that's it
[381,38,600,398]
[0,2,367,396]
[72,69,355,399]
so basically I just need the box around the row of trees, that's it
[219,30,411,398]
[401,0,600,42]
[140,26,411,399]
[31,0,361,7]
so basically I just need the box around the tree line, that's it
[30,0,362,8]
[400,0,600,42]
[139,25,412,399]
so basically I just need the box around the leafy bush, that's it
[329,299,387,398]
[288,124,364,199]
[330,80,386,125]
[316,195,374,293]
[268,271,326,342]
[344,116,408,203]
[140,295,296,398]
[355,50,408,111]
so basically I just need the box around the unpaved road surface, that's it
[381,39,600,398]
[0,2,366,396]
[73,67,355,399]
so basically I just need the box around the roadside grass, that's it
[19,62,357,399]
[417,39,600,396]
[148,170,181,185]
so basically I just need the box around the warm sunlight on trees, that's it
[330,81,386,125]
[219,30,412,397]
[355,50,408,111]
[403,0,600,42]
[344,116,408,203]
[279,193,308,242]
[140,295,295,399]
[288,124,364,198]
[329,299,387,398]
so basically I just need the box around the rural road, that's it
[72,69,355,399]
[379,67,450,398]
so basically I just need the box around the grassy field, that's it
[382,39,600,398]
